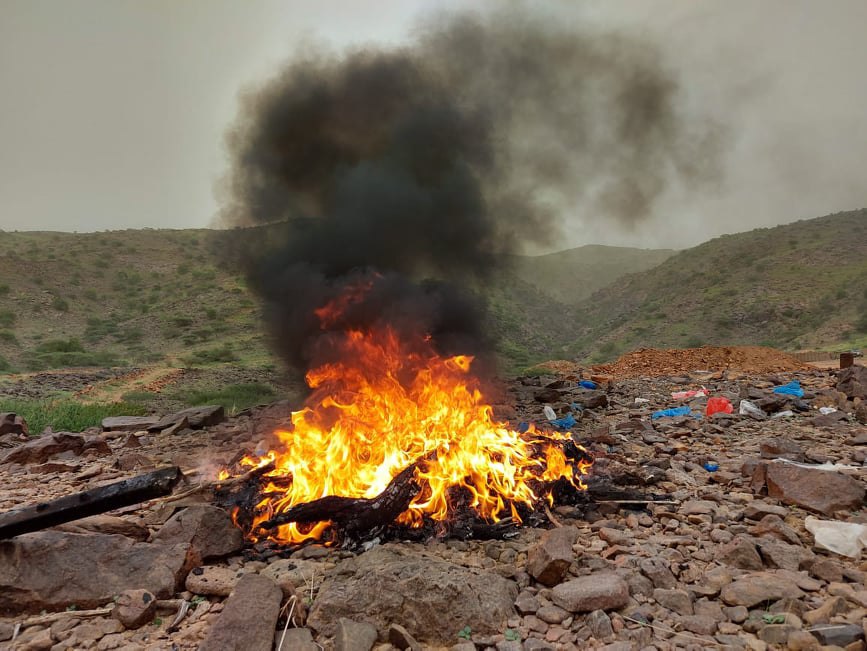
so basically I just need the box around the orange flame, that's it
[230,295,589,544]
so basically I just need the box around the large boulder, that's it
[151,505,243,563]
[837,365,867,400]
[307,545,517,643]
[754,461,866,515]
[0,531,192,615]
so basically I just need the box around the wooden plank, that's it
[0,466,184,539]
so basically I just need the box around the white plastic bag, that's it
[805,516,867,558]
[739,399,765,418]
[543,405,557,421]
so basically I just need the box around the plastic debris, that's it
[652,406,692,420]
[706,396,733,417]
[819,406,838,415]
[579,380,598,390]
[703,461,719,472]
[549,412,577,430]
[634,397,651,404]
[672,388,707,400]
[517,422,530,433]
[805,516,867,558]
[739,399,765,418]
[543,405,557,421]
[773,381,805,398]
[771,410,795,419]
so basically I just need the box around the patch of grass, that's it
[0,398,146,434]
[51,295,70,312]
[0,330,17,344]
[172,382,276,413]
[182,343,237,366]
[121,390,158,403]
[0,283,9,296]
[0,354,10,372]
[0,310,15,328]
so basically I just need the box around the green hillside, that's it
[569,209,867,362]
[0,229,269,373]
[510,245,675,305]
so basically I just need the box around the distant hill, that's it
[568,209,867,362]
[510,245,675,305]
[0,229,268,373]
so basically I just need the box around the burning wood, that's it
[218,298,593,546]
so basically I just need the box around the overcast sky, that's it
[1,1,866,251]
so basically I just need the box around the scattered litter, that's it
[739,399,765,419]
[805,516,867,558]
[706,396,733,417]
[549,412,577,430]
[703,461,719,472]
[634,397,651,404]
[672,388,707,400]
[543,405,557,421]
[652,406,695,420]
[773,381,805,398]
[819,406,838,415]
[570,402,584,412]
[771,410,795,419]
[579,380,598,390]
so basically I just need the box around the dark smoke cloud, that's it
[218,9,722,372]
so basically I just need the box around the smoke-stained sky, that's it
[1,0,866,250]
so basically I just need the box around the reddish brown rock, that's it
[151,505,243,563]
[0,531,191,614]
[753,461,865,515]
[551,573,629,613]
[0,412,28,436]
[199,574,282,651]
[527,526,579,587]
[112,589,156,629]
[1,432,85,465]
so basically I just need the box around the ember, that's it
[223,288,591,545]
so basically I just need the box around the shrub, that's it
[51,296,69,312]
[0,330,18,344]
[36,338,84,353]
[0,283,9,296]
[0,310,15,328]
[181,344,237,366]
[0,354,10,372]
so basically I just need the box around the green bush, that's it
[0,354,10,372]
[0,310,15,328]
[0,283,9,296]
[0,398,145,434]
[84,317,119,342]
[0,330,18,344]
[51,295,69,312]
[37,338,85,353]
[181,344,237,366]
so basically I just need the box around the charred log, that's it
[0,466,184,540]
[258,462,421,545]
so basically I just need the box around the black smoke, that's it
[217,9,722,374]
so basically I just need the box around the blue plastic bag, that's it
[773,381,804,398]
[550,412,577,430]
[651,406,692,420]
[579,380,598,390]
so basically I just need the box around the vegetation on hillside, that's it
[569,209,867,362]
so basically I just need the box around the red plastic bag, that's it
[706,396,733,417]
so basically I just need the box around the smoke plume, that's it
[218,9,722,372]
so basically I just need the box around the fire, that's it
[229,302,590,544]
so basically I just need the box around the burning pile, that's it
[213,10,718,546]
[223,288,591,545]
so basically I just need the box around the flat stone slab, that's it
[0,531,191,615]
[101,416,161,432]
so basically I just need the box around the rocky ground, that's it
[1,361,866,651]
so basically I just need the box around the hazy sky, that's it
[1,1,866,250]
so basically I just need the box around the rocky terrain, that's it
[1,360,867,650]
